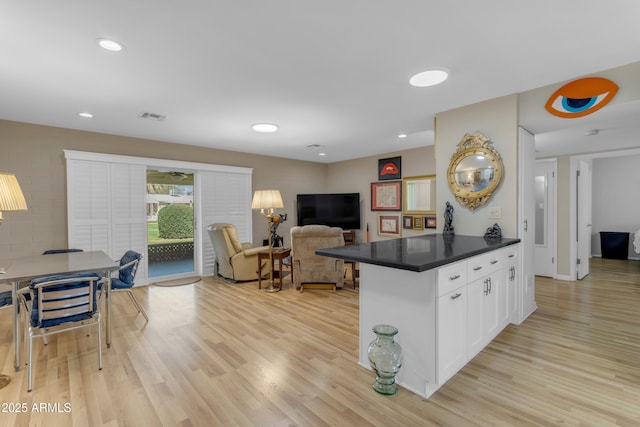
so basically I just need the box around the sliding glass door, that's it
[146,169,195,279]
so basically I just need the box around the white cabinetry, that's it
[503,245,519,324]
[359,243,521,399]
[436,261,467,385]
[435,244,520,393]
[466,251,504,359]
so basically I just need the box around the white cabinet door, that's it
[497,267,510,329]
[437,286,467,385]
[507,261,518,324]
[467,278,485,358]
[483,273,500,341]
[467,273,501,358]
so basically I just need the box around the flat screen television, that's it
[296,193,361,230]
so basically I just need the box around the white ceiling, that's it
[2,1,640,163]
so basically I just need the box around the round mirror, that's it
[447,132,503,210]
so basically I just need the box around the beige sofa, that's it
[290,225,344,292]
[207,223,270,281]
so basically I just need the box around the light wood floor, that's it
[1,258,639,426]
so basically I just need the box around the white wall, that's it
[591,154,640,259]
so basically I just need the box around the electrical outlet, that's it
[488,207,501,219]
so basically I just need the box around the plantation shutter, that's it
[66,150,252,281]
[199,171,252,276]
[66,156,148,283]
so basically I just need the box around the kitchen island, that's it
[318,233,521,398]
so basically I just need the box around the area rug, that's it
[152,277,201,287]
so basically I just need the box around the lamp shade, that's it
[0,173,27,212]
[251,189,283,210]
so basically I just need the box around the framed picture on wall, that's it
[378,214,401,237]
[378,156,401,181]
[403,215,413,229]
[425,216,437,229]
[371,181,401,211]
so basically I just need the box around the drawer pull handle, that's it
[451,293,462,300]
[490,260,498,265]
[449,274,461,280]
[473,266,483,271]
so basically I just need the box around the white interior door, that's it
[518,127,536,321]
[534,160,556,277]
[577,159,592,280]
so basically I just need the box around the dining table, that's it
[0,250,119,371]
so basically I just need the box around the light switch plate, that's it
[488,207,501,219]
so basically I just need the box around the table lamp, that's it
[0,172,28,389]
[251,189,283,292]
[0,172,28,224]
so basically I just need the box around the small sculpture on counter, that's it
[443,201,455,236]
[484,223,503,239]
[270,213,287,247]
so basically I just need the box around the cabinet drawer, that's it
[467,251,503,282]
[502,245,518,263]
[437,260,467,296]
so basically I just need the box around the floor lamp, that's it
[0,172,28,389]
[251,189,284,293]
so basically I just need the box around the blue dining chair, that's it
[108,250,148,321]
[0,288,11,307]
[18,272,103,392]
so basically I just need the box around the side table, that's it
[258,248,292,290]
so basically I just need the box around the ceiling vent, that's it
[140,112,166,122]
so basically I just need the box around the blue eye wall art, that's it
[545,77,618,119]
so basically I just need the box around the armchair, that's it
[207,223,270,281]
[290,225,345,292]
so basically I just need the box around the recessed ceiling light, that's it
[397,133,408,139]
[79,112,94,118]
[319,152,326,156]
[409,68,449,87]
[252,123,279,133]
[97,38,125,52]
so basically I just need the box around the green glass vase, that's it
[367,324,402,395]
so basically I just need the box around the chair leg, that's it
[126,290,149,321]
[27,330,33,392]
[97,315,103,370]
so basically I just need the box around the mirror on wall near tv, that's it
[296,193,361,230]
[403,175,436,215]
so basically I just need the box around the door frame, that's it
[534,159,557,278]
[569,147,640,280]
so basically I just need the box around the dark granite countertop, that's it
[316,234,520,272]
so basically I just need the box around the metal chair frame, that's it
[111,254,148,321]
[18,275,102,392]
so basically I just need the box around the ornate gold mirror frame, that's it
[447,131,503,210]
